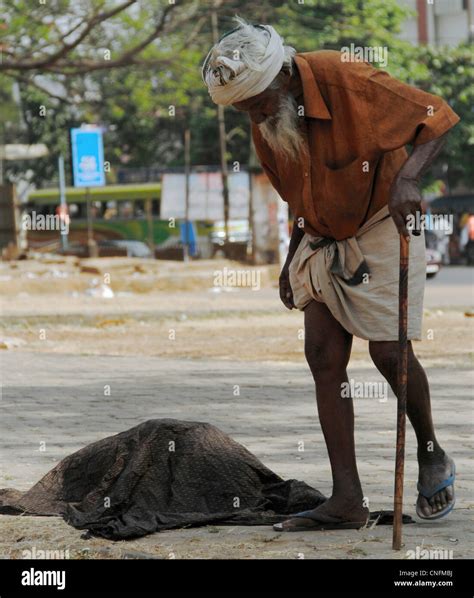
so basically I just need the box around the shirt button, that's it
[304,172,309,177]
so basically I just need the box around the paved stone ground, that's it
[0,352,472,559]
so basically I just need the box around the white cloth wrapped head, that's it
[202,22,285,106]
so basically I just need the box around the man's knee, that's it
[303,300,351,379]
[369,341,399,379]
[304,338,348,379]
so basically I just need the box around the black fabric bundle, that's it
[0,419,326,540]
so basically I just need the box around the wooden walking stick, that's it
[393,234,409,550]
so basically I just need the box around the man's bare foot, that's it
[416,452,455,518]
[274,495,369,532]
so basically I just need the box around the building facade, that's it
[398,0,473,46]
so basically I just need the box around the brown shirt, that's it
[251,50,460,240]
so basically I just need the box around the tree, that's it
[0,0,206,185]
[2,0,472,191]
[0,0,199,76]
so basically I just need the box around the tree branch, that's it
[29,18,87,58]
[0,0,137,71]
[1,3,203,100]
[6,72,76,105]
[8,2,180,76]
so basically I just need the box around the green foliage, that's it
[409,44,474,189]
[2,0,472,192]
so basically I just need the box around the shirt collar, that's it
[294,54,332,120]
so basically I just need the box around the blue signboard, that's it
[70,127,105,187]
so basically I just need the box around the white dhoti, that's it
[288,206,426,341]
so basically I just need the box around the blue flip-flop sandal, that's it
[416,461,456,520]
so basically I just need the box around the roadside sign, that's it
[70,127,105,188]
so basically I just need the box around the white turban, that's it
[202,25,285,106]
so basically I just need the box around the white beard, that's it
[258,94,308,162]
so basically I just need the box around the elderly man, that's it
[202,18,459,531]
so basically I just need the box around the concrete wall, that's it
[398,0,471,46]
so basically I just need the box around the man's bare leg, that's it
[369,341,454,517]
[276,300,369,530]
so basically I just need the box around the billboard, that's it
[161,171,249,220]
[161,170,289,264]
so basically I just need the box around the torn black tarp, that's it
[0,419,326,540]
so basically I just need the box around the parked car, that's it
[426,248,442,278]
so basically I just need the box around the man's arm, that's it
[286,220,305,263]
[279,221,304,310]
[389,133,448,240]
[364,67,459,239]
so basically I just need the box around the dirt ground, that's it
[0,256,472,559]
[0,256,472,367]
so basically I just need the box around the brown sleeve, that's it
[251,124,286,200]
[365,69,460,152]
